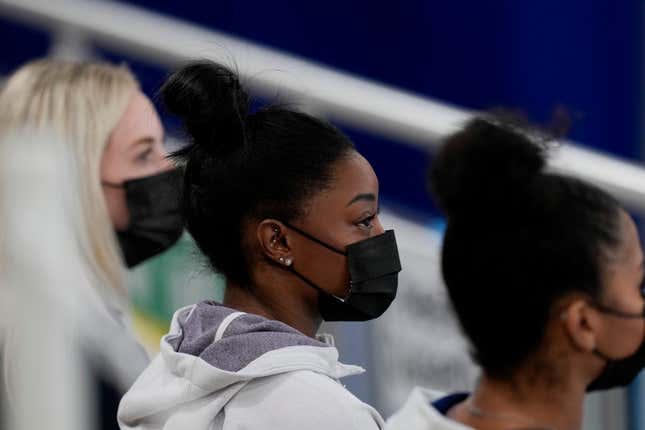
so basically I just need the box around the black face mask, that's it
[587,301,645,391]
[283,224,401,321]
[103,169,184,268]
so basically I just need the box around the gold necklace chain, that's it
[466,398,559,430]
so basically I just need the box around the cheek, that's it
[602,319,645,358]
[103,186,130,231]
[626,320,645,355]
[611,285,645,311]
[315,254,349,297]
[102,137,130,182]
[292,241,349,296]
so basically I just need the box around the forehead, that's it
[618,211,642,258]
[307,152,379,209]
[599,211,643,301]
[110,91,162,144]
[606,210,643,270]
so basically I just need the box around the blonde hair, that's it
[0,59,140,295]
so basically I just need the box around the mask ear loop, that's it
[286,264,348,303]
[283,222,347,256]
[592,301,645,319]
[588,301,645,361]
[279,222,351,301]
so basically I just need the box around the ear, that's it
[256,219,294,268]
[561,298,600,353]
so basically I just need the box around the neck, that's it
[464,368,586,430]
[223,270,321,338]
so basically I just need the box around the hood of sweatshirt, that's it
[118,301,365,428]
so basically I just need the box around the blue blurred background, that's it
[3,0,641,217]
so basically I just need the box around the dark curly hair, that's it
[429,117,623,378]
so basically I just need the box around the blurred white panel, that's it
[0,130,91,430]
[369,211,477,416]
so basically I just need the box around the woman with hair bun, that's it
[387,118,645,430]
[118,61,401,430]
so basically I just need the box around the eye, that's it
[357,212,378,229]
[136,148,153,163]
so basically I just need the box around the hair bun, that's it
[430,117,547,220]
[160,61,249,158]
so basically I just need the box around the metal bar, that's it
[1,0,645,212]
[0,0,471,146]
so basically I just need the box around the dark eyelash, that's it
[360,214,376,225]
[137,148,153,160]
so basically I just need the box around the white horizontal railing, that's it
[1,0,645,211]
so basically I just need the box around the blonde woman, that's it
[0,59,184,426]
[0,59,184,275]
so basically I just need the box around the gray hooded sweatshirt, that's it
[118,301,383,429]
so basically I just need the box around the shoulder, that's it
[226,370,383,430]
[385,387,474,430]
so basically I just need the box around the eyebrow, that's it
[127,137,155,153]
[133,137,155,146]
[346,193,376,207]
